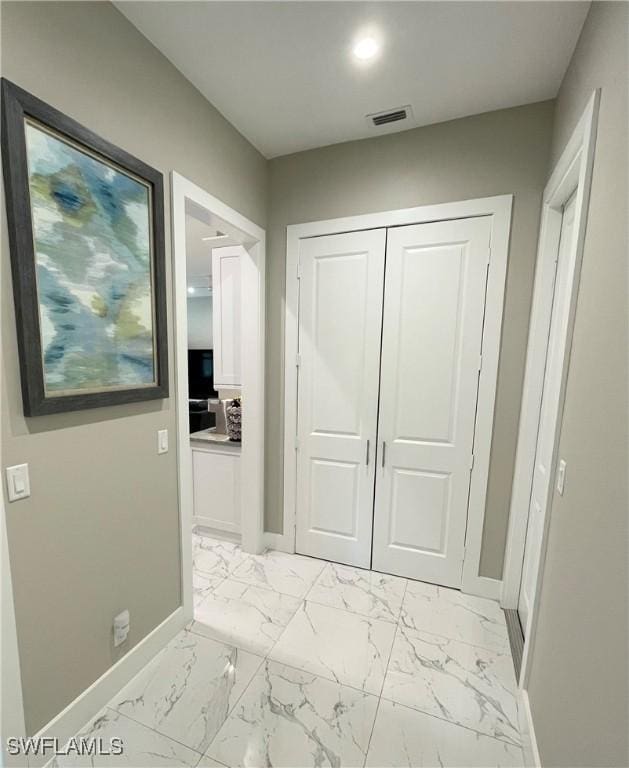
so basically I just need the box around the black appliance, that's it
[188,349,218,433]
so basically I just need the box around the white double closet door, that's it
[295,216,491,587]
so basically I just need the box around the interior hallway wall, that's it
[1,1,266,734]
[266,101,554,579]
[526,4,629,765]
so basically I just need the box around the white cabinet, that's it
[212,245,242,388]
[192,443,241,534]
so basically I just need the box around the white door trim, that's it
[517,689,542,767]
[282,195,513,599]
[500,92,600,686]
[171,172,266,625]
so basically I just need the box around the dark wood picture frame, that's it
[1,79,168,416]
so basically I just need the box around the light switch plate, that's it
[556,459,567,496]
[6,463,30,502]
[157,429,168,454]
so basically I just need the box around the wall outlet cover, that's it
[113,609,130,647]
[157,429,168,454]
[556,459,567,496]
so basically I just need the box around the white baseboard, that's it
[194,525,290,554]
[192,516,241,539]
[462,574,503,601]
[193,519,241,544]
[518,689,541,767]
[29,607,185,767]
[263,531,294,553]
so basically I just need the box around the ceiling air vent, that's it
[367,105,413,128]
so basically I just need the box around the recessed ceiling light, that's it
[188,286,195,294]
[353,37,379,61]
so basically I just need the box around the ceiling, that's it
[117,2,589,158]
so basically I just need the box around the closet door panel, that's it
[373,217,491,587]
[391,242,466,441]
[388,467,450,554]
[295,229,386,568]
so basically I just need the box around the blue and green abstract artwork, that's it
[25,121,156,395]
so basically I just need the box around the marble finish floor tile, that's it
[400,580,509,652]
[269,601,396,695]
[193,534,248,580]
[193,570,224,608]
[365,699,524,768]
[205,660,379,768]
[111,630,261,754]
[382,625,520,746]
[307,562,407,622]
[51,708,200,767]
[230,549,325,598]
[54,545,521,768]
[192,578,301,655]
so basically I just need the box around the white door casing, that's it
[172,170,266,620]
[372,217,492,587]
[295,229,386,568]
[518,193,577,629]
[283,196,513,598]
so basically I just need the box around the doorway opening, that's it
[171,172,266,625]
[501,90,600,690]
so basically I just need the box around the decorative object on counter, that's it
[1,79,168,416]
[208,398,228,434]
[226,398,242,442]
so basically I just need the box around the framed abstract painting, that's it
[1,79,168,415]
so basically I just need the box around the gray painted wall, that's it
[266,102,555,579]
[527,4,629,766]
[1,1,266,734]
